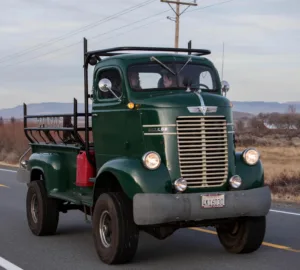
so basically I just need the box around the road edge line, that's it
[0,256,23,270]
[0,168,17,173]
[270,209,300,216]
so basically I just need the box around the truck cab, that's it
[17,39,271,265]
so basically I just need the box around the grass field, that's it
[237,146,300,203]
[1,121,299,203]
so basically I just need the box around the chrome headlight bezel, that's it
[142,151,161,170]
[242,148,260,166]
[174,178,188,192]
[229,175,242,189]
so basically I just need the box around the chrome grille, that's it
[176,116,228,188]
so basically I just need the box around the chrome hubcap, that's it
[99,210,112,248]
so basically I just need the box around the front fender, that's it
[28,152,67,193]
[235,152,264,190]
[95,157,172,199]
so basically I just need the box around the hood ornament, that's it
[195,91,206,115]
[200,106,207,115]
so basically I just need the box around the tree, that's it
[288,104,296,114]
[235,120,245,132]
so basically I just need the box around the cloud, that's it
[0,27,20,34]
[0,0,299,108]
[229,14,300,31]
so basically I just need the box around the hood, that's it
[132,91,231,109]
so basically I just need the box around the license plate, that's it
[201,193,225,208]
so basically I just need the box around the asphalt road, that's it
[0,167,300,270]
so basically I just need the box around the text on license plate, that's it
[201,194,225,208]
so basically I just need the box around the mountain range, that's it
[0,101,299,120]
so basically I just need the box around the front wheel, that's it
[92,192,139,265]
[216,216,266,254]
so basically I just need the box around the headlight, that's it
[142,151,161,170]
[242,148,260,165]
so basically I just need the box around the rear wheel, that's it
[26,180,59,236]
[92,192,139,265]
[216,216,266,254]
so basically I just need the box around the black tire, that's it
[216,216,266,254]
[92,192,139,265]
[26,180,59,236]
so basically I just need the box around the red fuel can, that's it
[76,151,96,187]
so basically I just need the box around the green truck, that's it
[17,38,271,265]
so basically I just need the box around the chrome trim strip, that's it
[144,133,177,136]
[142,124,176,127]
[187,106,217,114]
[193,92,208,115]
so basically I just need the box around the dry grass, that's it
[0,122,299,203]
[0,121,29,164]
[0,121,91,165]
[237,146,300,203]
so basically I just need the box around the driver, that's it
[128,71,141,89]
[161,70,177,88]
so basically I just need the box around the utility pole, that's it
[161,0,198,48]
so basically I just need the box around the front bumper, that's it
[133,186,271,225]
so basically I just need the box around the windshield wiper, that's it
[178,57,192,74]
[150,56,175,75]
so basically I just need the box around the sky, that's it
[0,0,299,109]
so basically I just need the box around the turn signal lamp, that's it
[127,102,135,109]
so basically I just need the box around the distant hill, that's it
[232,111,253,120]
[0,101,298,120]
[0,102,90,119]
[231,101,299,115]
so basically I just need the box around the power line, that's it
[0,0,236,69]
[0,9,170,69]
[160,0,198,48]
[185,0,235,13]
[19,16,168,65]
[0,0,156,64]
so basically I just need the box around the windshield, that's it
[127,61,218,92]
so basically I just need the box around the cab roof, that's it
[84,45,213,67]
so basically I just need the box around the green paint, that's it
[28,144,81,193]
[234,152,264,189]
[20,51,264,210]
[94,157,172,200]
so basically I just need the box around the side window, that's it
[96,68,123,100]
[199,71,213,89]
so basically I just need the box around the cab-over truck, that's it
[17,38,271,265]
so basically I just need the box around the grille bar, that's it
[176,116,228,188]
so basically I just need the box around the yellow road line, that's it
[190,227,300,253]
[0,184,9,188]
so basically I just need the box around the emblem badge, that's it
[200,106,207,115]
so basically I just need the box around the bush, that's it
[266,170,300,199]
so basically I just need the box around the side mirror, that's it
[20,160,28,169]
[98,78,121,102]
[221,80,230,95]
[98,78,112,92]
